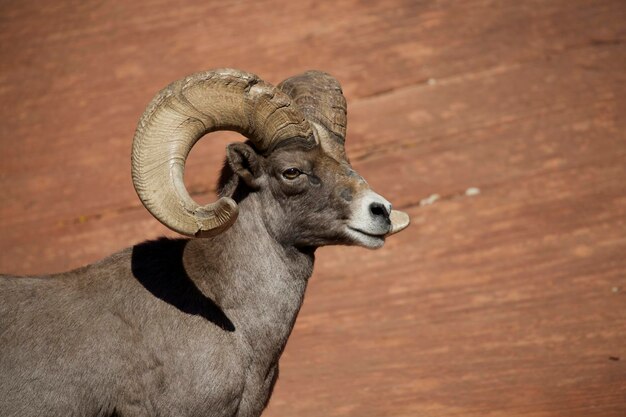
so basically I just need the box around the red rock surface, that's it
[1,1,625,415]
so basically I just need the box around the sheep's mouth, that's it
[347,226,386,238]
[346,226,386,249]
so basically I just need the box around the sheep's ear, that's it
[226,143,262,190]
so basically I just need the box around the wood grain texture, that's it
[1,1,625,415]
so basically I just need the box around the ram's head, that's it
[132,69,409,248]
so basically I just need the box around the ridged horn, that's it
[278,71,348,161]
[132,68,312,237]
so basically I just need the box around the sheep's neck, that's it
[183,195,313,367]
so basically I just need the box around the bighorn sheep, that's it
[0,69,409,416]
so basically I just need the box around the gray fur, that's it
[0,141,393,417]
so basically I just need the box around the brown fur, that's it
[0,141,389,417]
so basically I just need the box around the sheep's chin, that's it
[345,227,386,249]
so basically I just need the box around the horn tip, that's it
[388,210,410,235]
[194,197,239,238]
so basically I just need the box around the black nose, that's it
[369,202,390,221]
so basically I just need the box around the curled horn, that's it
[278,71,348,162]
[132,69,312,237]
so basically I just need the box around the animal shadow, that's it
[131,238,235,332]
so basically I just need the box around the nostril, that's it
[369,202,389,219]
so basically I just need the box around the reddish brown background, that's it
[1,1,625,416]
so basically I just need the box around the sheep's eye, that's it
[282,168,301,180]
